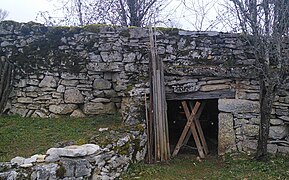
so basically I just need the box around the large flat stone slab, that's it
[46,144,100,158]
[218,113,237,155]
[49,104,78,115]
[218,99,259,113]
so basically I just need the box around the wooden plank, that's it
[156,70,165,161]
[172,101,201,157]
[183,101,205,158]
[190,121,205,158]
[166,89,235,100]
[161,61,170,160]
[193,115,209,155]
[186,102,208,154]
[184,102,205,145]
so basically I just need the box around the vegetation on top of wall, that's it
[83,24,122,34]
[155,27,180,35]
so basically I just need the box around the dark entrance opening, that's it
[167,99,219,155]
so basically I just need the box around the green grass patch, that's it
[0,114,121,162]
[121,154,289,179]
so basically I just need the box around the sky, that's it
[0,0,226,31]
[1,0,54,22]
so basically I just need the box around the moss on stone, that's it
[56,164,66,178]
[119,29,130,37]
[155,27,180,35]
[113,142,130,156]
[83,24,104,33]
[135,124,145,132]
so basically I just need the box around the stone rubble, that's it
[0,125,147,180]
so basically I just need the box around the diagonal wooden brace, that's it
[172,101,203,157]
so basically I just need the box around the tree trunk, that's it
[255,77,276,161]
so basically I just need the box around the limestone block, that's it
[279,116,289,122]
[251,117,260,125]
[234,118,249,125]
[279,97,289,104]
[1,41,12,46]
[123,52,136,62]
[129,27,147,38]
[83,102,116,115]
[49,104,78,115]
[104,90,117,97]
[242,140,257,151]
[267,144,277,154]
[100,51,122,62]
[46,144,100,158]
[74,159,92,177]
[27,79,39,86]
[24,154,38,164]
[173,83,200,93]
[9,107,28,117]
[31,110,48,118]
[270,119,284,125]
[218,113,237,155]
[89,53,102,62]
[206,79,231,84]
[243,124,259,137]
[60,80,79,86]
[91,98,111,103]
[70,109,86,118]
[39,76,57,88]
[31,163,58,180]
[24,86,39,92]
[275,108,289,116]
[125,63,138,72]
[200,84,230,92]
[93,79,111,90]
[93,90,105,97]
[167,79,198,86]
[17,97,33,103]
[27,104,40,110]
[61,72,87,80]
[83,102,103,115]
[87,62,123,72]
[11,157,25,165]
[218,99,260,113]
[278,146,289,153]
[238,92,259,100]
[64,88,84,104]
[26,92,38,98]
[269,126,288,139]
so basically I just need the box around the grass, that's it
[121,153,289,179]
[0,114,121,162]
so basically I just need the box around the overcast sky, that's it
[1,0,54,22]
[1,0,226,31]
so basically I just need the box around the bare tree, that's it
[229,0,289,161]
[37,0,164,27]
[177,0,222,31]
[0,9,9,21]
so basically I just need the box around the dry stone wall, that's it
[0,21,289,155]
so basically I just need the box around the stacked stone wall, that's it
[0,21,288,156]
